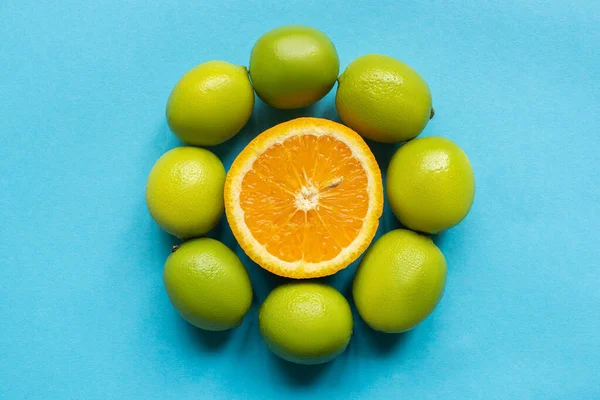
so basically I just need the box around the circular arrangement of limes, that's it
[146,25,475,365]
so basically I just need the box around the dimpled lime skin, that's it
[259,283,353,365]
[387,136,475,234]
[353,229,447,333]
[336,54,432,143]
[146,147,225,239]
[166,60,254,146]
[163,238,253,331]
[249,25,339,109]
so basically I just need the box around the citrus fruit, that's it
[163,238,253,331]
[336,54,432,143]
[353,229,447,333]
[249,25,339,109]
[387,136,475,233]
[166,60,254,146]
[224,117,383,278]
[259,282,353,364]
[146,147,225,239]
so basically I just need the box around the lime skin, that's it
[163,238,253,331]
[259,282,353,364]
[249,25,339,109]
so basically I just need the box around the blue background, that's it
[1,1,598,399]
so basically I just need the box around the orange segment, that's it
[225,117,383,278]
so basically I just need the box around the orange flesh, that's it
[239,134,369,263]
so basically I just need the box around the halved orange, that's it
[225,117,383,278]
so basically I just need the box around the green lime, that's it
[163,238,253,331]
[353,229,447,333]
[249,25,339,109]
[166,60,254,146]
[146,147,225,239]
[387,136,475,233]
[259,283,352,365]
[336,54,432,143]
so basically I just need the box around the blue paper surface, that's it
[1,1,599,399]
